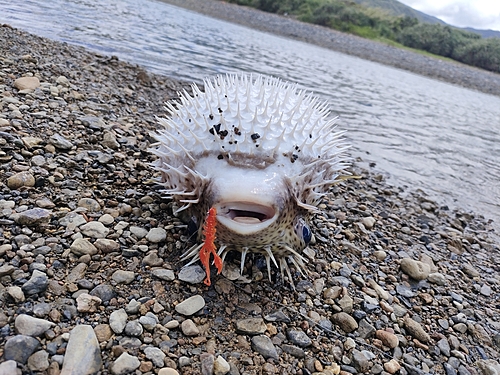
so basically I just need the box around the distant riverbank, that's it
[161,0,500,97]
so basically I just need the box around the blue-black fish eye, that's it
[302,224,312,244]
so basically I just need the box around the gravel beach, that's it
[161,0,500,98]
[1,23,500,375]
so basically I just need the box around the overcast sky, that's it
[398,0,500,31]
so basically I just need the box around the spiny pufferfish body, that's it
[151,74,350,283]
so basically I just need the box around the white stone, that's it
[175,295,205,316]
[15,314,55,336]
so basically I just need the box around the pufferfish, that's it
[151,74,350,285]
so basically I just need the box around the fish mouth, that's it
[215,201,278,235]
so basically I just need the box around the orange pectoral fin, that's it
[200,207,221,286]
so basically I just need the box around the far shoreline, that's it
[160,0,500,98]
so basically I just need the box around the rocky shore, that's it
[161,0,500,98]
[1,24,499,375]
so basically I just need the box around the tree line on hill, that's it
[224,0,500,73]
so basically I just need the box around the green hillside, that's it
[352,0,500,38]
[352,0,445,25]
[223,0,500,73]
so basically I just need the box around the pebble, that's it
[94,238,120,253]
[130,225,149,238]
[361,216,376,229]
[94,324,113,342]
[143,346,166,367]
[146,227,167,243]
[181,319,200,336]
[27,350,50,372]
[384,359,401,374]
[21,270,48,295]
[480,284,492,296]
[80,221,110,238]
[331,312,358,333]
[76,293,102,313]
[158,369,180,375]
[235,318,267,335]
[0,360,21,375]
[214,355,231,375]
[6,286,25,303]
[15,314,55,336]
[175,295,205,316]
[49,133,73,150]
[109,309,128,334]
[200,353,215,374]
[99,213,115,225]
[14,208,51,226]
[78,198,101,212]
[178,265,206,284]
[404,317,430,343]
[375,330,399,348]
[70,238,98,256]
[400,258,431,280]
[251,335,279,359]
[286,329,312,347]
[152,268,176,281]
[124,320,143,336]
[351,349,370,372]
[142,251,164,267]
[90,284,115,302]
[437,337,451,356]
[428,272,447,285]
[110,352,141,375]
[139,313,158,330]
[14,76,40,90]
[4,335,40,364]
[125,299,141,315]
[111,270,135,284]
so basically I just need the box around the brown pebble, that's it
[376,330,399,348]
[7,171,35,189]
[14,76,40,90]
[331,312,358,333]
[404,317,430,343]
[384,359,401,374]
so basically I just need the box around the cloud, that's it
[398,0,500,31]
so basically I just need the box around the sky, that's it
[398,0,500,31]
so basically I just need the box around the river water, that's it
[1,0,499,232]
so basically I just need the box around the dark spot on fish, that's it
[251,133,260,141]
[209,123,222,135]
[295,145,299,150]
[209,114,214,120]
[291,154,298,163]
[219,130,228,139]
[234,140,238,144]
[234,127,241,136]
[188,119,192,122]
[256,144,259,147]
[217,154,224,160]
[218,107,223,113]
[309,134,312,138]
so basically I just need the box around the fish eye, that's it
[302,225,312,244]
[295,218,312,244]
